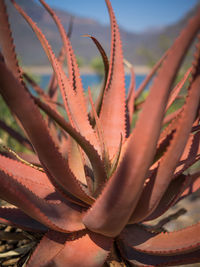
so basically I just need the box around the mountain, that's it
[4,0,198,66]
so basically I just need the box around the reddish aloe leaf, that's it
[125,60,136,135]
[49,231,112,267]
[34,96,107,196]
[130,130,200,222]
[174,129,200,177]
[132,74,200,223]
[27,230,67,267]
[177,171,200,199]
[47,46,65,101]
[166,67,191,110]
[83,8,200,237]
[99,0,126,158]
[23,71,64,146]
[84,35,109,123]
[88,87,108,164]
[0,207,47,232]
[121,223,200,255]
[28,230,111,267]
[0,167,85,232]
[23,72,63,110]
[0,0,21,79]
[83,35,109,82]
[118,240,200,266]
[134,48,168,100]
[162,108,182,126]
[39,0,82,94]
[67,137,87,186]
[38,0,99,150]
[0,119,33,151]
[12,0,99,151]
[0,61,94,205]
[156,109,184,158]
[0,155,55,199]
[141,174,188,221]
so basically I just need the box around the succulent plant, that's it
[0,0,200,266]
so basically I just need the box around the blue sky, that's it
[44,0,198,32]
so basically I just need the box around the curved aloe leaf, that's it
[180,171,200,199]
[45,231,112,267]
[0,168,85,233]
[11,0,99,152]
[119,239,200,266]
[0,207,47,232]
[125,59,136,135]
[99,0,126,159]
[27,230,67,267]
[121,223,200,255]
[166,67,191,110]
[0,0,22,79]
[0,154,55,199]
[134,48,168,100]
[34,96,107,196]
[130,62,200,223]
[84,34,109,122]
[0,61,93,205]
[83,8,200,237]
[145,171,200,221]
[38,0,99,153]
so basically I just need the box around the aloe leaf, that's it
[46,231,112,267]
[121,223,200,255]
[0,61,94,205]
[108,134,123,178]
[84,35,109,121]
[174,129,200,177]
[83,35,109,83]
[0,166,86,232]
[38,0,99,150]
[166,67,191,110]
[0,154,62,200]
[47,46,65,100]
[131,77,200,223]
[27,231,67,267]
[23,72,63,110]
[145,171,200,221]
[39,0,82,93]
[180,171,200,199]
[132,71,200,223]
[134,48,168,100]
[83,8,200,237]
[118,238,200,266]
[12,0,99,151]
[0,0,22,79]
[125,59,136,134]
[140,174,188,221]
[67,137,87,186]
[88,87,108,165]
[130,129,200,223]
[162,108,182,126]
[0,207,47,232]
[34,96,107,196]
[99,0,126,159]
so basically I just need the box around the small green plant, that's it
[0,0,199,266]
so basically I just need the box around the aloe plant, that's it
[0,0,200,266]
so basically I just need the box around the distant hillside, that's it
[5,0,198,66]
